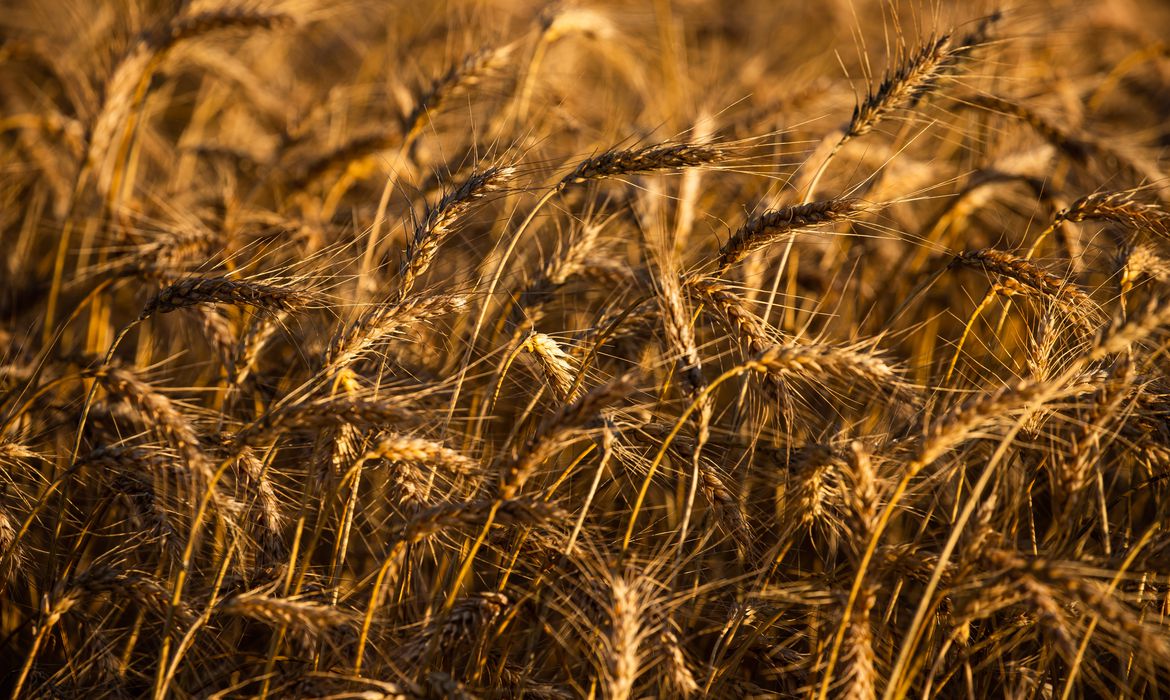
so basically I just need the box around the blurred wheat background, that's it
[2,0,1170,697]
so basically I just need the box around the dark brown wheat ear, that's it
[403,43,517,147]
[845,34,957,143]
[557,142,725,190]
[399,166,516,299]
[138,277,309,320]
[950,248,1102,325]
[801,13,1000,199]
[1055,190,1170,238]
[844,12,1000,144]
[717,198,863,271]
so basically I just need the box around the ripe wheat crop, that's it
[2,0,1170,697]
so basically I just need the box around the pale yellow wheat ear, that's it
[521,331,578,402]
[512,6,620,123]
[602,575,647,700]
[86,7,297,206]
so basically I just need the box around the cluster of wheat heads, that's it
[2,0,1170,697]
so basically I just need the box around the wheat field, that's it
[2,0,1170,697]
